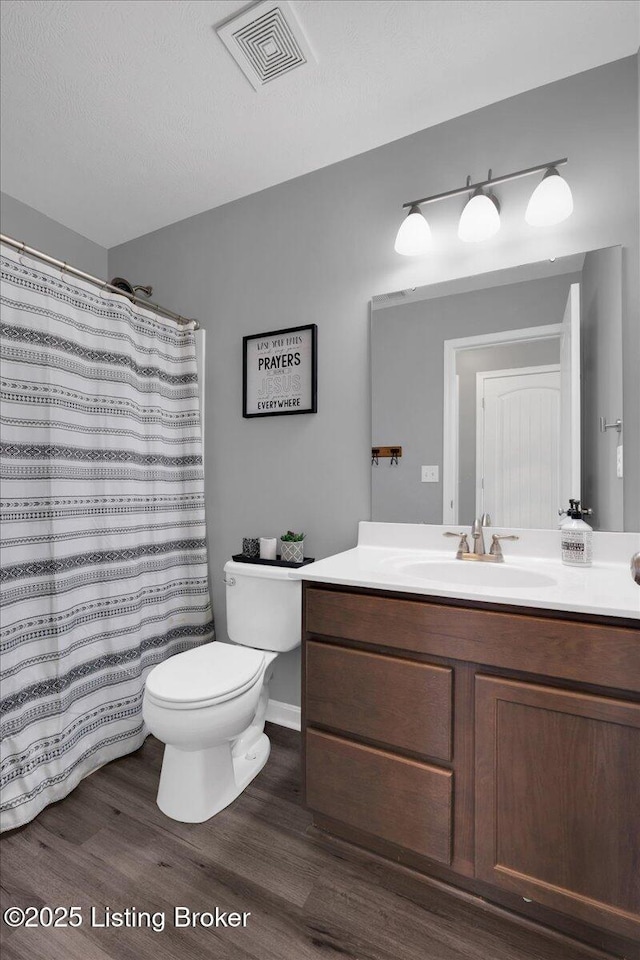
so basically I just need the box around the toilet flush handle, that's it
[223,575,236,586]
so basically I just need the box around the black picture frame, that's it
[243,323,318,418]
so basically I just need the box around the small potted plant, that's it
[280,530,305,563]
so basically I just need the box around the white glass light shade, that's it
[458,189,500,243]
[394,205,432,256]
[525,168,573,226]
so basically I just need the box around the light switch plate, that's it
[421,465,439,483]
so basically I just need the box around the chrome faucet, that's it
[443,515,518,563]
[470,513,493,554]
[471,518,486,555]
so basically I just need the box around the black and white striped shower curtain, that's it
[0,245,214,830]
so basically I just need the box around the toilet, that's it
[142,560,301,822]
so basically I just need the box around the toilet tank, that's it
[224,560,301,652]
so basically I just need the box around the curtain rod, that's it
[0,233,199,330]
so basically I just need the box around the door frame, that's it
[442,324,562,524]
[475,364,561,521]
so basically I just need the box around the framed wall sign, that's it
[243,324,317,418]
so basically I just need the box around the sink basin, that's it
[398,560,557,589]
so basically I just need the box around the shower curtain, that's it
[0,245,214,831]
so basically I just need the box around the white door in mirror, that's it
[479,367,560,528]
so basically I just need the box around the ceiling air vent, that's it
[217,1,316,91]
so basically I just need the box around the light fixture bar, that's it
[402,158,568,210]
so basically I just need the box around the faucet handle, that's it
[489,533,519,560]
[443,531,469,558]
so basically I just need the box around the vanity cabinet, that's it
[302,583,640,956]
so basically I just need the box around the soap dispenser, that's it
[559,499,593,567]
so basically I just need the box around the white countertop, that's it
[293,523,640,621]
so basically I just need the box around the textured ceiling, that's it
[1,0,639,248]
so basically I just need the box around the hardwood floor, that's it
[0,725,610,960]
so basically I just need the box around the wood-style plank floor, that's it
[1,724,603,960]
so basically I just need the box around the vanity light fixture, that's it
[395,158,571,256]
[394,204,432,256]
[525,166,574,227]
[458,182,501,243]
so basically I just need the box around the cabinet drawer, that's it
[306,728,452,864]
[306,641,452,760]
[305,587,640,692]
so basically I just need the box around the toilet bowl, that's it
[143,560,301,822]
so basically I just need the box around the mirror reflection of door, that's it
[477,365,561,528]
[474,282,581,528]
[451,329,563,527]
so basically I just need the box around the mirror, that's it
[371,247,625,531]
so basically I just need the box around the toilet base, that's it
[156,733,271,823]
[232,732,271,795]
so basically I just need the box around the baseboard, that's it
[265,699,301,731]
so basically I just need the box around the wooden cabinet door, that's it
[475,675,640,941]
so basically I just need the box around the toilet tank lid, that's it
[145,642,265,705]
[224,560,299,581]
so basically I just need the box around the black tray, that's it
[231,553,315,569]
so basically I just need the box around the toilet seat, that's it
[145,642,265,710]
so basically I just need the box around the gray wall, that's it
[109,56,640,708]
[372,274,574,524]
[457,339,561,524]
[581,246,624,530]
[1,192,107,277]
